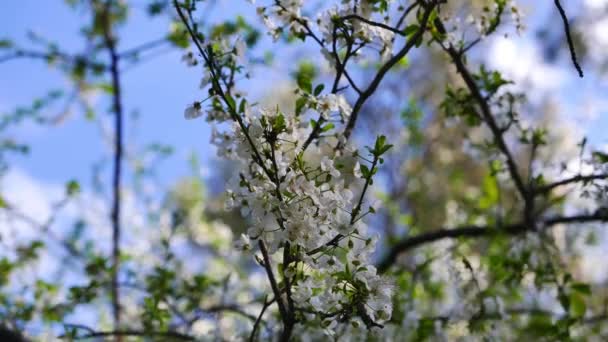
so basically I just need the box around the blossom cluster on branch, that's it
[175,0,557,339]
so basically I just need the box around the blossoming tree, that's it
[1,0,607,341]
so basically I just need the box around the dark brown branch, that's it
[205,304,258,322]
[553,0,584,77]
[407,308,607,325]
[443,43,528,202]
[377,212,608,273]
[543,212,608,225]
[257,240,291,337]
[249,296,272,342]
[535,173,608,194]
[340,14,406,37]
[65,330,195,341]
[395,2,421,29]
[351,155,379,223]
[102,0,124,333]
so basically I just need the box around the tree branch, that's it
[442,43,528,202]
[408,308,606,325]
[249,296,272,342]
[257,239,292,338]
[66,329,195,341]
[0,49,108,70]
[535,173,608,194]
[173,0,275,183]
[340,14,406,37]
[553,0,584,77]
[101,0,124,333]
[340,2,436,144]
[377,212,608,273]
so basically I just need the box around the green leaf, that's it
[372,135,393,156]
[0,39,13,49]
[298,76,312,94]
[403,25,419,37]
[66,180,80,196]
[321,123,334,132]
[478,173,498,209]
[295,97,307,116]
[294,61,316,94]
[360,164,370,178]
[569,292,586,318]
[147,1,167,15]
[97,83,114,94]
[239,99,247,114]
[398,55,409,68]
[309,119,317,129]
[271,113,287,132]
[313,84,325,96]
[571,282,591,296]
[167,22,189,48]
[558,291,570,312]
[225,95,236,111]
[592,151,608,164]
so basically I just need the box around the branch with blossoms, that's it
[173,0,451,339]
[171,0,605,340]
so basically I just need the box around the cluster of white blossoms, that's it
[215,101,393,330]
[180,0,533,338]
[183,40,394,331]
[256,0,306,40]
[257,0,397,64]
[440,0,524,46]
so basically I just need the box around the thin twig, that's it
[340,14,406,37]
[0,49,109,70]
[63,329,195,341]
[396,1,421,29]
[258,240,289,323]
[535,173,608,194]
[118,37,168,59]
[249,296,272,342]
[553,0,584,77]
[101,0,124,333]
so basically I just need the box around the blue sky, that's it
[1,1,215,186]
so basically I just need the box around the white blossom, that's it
[234,233,251,251]
[184,101,203,119]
